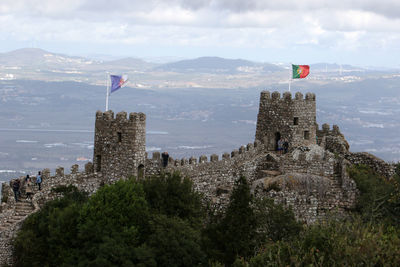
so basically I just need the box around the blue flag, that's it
[110,75,128,93]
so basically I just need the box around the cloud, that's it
[1,0,400,66]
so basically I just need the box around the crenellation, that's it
[231,149,239,158]
[116,111,128,121]
[56,167,64,176]
[189,157,197,164]
[260,90,271,99]
[199,155,208,163]
[247,143,254,151]
[181,158,189,165]
[222,153,230,160]
[271,91,281,99]
[129,112,138,121]
[103,110,114,120]
[71,164,79,174]
[295,92,303,100]
[95,110,103,119]
[332,124,340,134]
[239,146,246,154]
[85,162,93,174]
[283,91,292,100]
[305,92,315,101]
[42,168,51,179]
[322,123,330,132]
[210,154,219,162]
[174,159,180,166]
[152,151,161,160]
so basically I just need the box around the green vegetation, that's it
[349,164,400,225]
[13,166,400,266]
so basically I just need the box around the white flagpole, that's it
[105,72,110,111]
[289,63,292,92]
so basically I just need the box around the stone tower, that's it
[255,91,316,151]
[93,110,146,181]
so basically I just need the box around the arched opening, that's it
[275,132,281,151]
[138,164,145,179]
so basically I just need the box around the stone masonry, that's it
[0,90,396,266]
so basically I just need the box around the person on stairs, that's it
[25,177,34,200]
[12,179,20,202]
[36,171,42,191]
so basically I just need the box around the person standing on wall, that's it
[12,179,20,202]
[36,171,42,191]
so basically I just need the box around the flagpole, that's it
[289,63,292,92]
[105,72,110,111]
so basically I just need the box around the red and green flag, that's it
[292,64,310,79]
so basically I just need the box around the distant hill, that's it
[0,48,96,69]
[154,56,282,74]
[103,57,156,70]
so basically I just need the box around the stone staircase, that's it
[0,193,35,232]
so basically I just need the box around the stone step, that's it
[12,214,27,219]
[7,218,21,224]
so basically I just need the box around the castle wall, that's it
[255,91,317,150]
[345,152,396,179]
[146,141,266,206]
[93,111,146,182]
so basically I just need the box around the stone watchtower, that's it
[255,91,317,151]
[93,110,146,181]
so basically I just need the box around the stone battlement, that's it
[260,91,316,101]
[95,110,146,123]
[147,140,262,167]
[317,123,341,135]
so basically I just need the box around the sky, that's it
[1,0,400,67]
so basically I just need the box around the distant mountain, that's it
[0,48,96,69]
[103,57,156,70]
[154,56,282,74]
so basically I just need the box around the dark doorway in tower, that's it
[275,132,281,151]
[138,164,144,179]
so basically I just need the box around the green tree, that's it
[204,176,258,265]
[76,179,150,266]
[253,197,302,243]
[140,172,205,227]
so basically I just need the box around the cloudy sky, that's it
[1,0,400,67]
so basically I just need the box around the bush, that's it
[247,217,400,266]
[349,164,400,225]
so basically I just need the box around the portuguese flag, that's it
[292,64,310,79]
